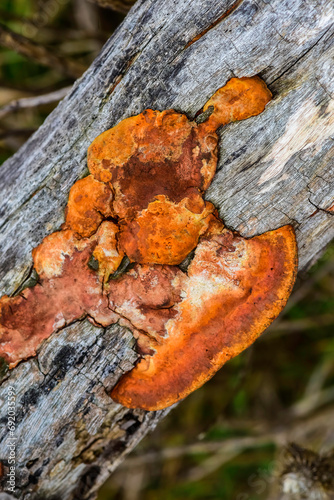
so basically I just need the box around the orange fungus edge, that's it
[110,224,297,410]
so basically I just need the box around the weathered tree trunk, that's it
[0,0,333,498]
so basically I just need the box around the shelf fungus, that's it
[0,76,298,409]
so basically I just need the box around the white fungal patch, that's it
[258,98,334,186]
[115,300,146,324]
[258,173,290,194]
[148,274,159,288]
[53,312,65,330]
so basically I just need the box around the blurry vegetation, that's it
[0,2,333,499]
[0,0,125,164]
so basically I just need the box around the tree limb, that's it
[0,0,333,498]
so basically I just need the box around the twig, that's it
[119,435,283,468]
[262,258,334,338]
[118,398,334,472]
[0,128,36,139]
[0,23,86,79]
[289,386,334,419]
[185,449,242,482]
[0,87,72,119]
[267,314,334,334]
[0,10,108,42]
[283,259,334,315]
[303,358,334,399]
[88,0,136,14]
[184,437,275,483]
[74,0,99,33]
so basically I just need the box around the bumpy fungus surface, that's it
[0,76,298,410]
[64,174,114,238]
[111,222,297,410]
[118,196,216,265]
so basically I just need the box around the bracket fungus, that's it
[0,76,298,410]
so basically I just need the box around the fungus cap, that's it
[111,224,297,410]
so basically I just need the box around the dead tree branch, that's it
[0,0,333,498]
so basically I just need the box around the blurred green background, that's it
[0,2,333,499]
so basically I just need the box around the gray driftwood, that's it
[0,0,333,498]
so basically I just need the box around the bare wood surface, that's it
[0,0,333,498]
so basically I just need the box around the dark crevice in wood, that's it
[268,25,333,86]
[184,0,244,49]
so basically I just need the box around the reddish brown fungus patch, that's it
[108,264,186,338]
[87,109,218,219]
[0,76,298,412]
[1,234,117,368]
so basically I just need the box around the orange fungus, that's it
[0,76,298,411]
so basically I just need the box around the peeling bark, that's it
[0,0,333,498]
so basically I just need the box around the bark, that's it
[0,0,333,498]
